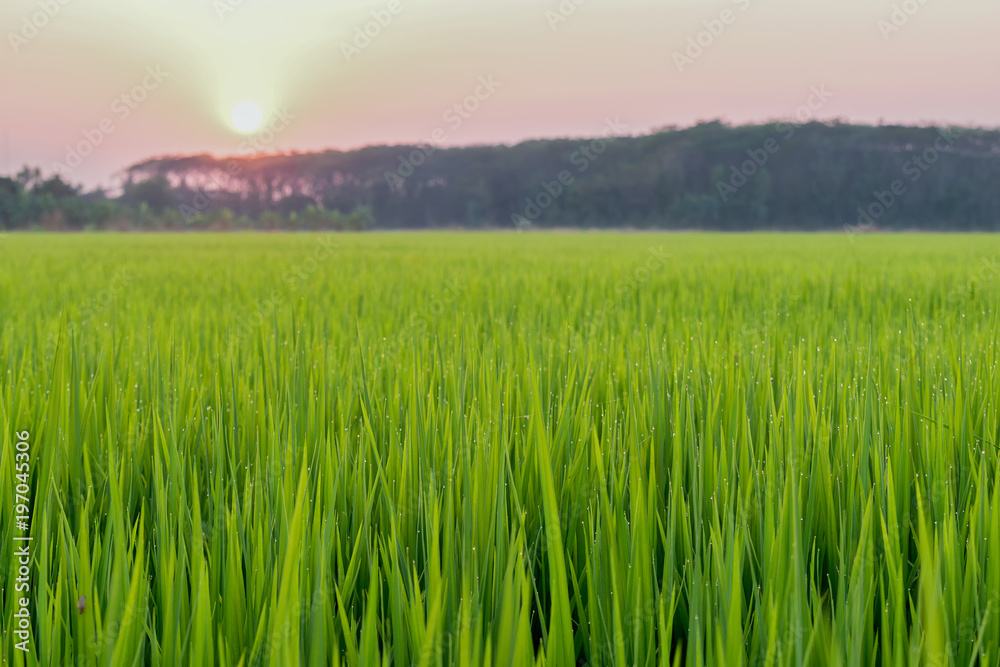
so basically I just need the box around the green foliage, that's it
[0,171,375,231]
[120,176,177,214]
[7,120,1000,230]
[2,233,1000,666]
[124,122,1000,229]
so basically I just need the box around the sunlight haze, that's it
[2,0,998,187]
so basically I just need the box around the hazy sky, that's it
[2,0,998,188]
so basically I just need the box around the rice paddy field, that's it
[3,232,1000,666]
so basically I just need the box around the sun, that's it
[231,101,263,133]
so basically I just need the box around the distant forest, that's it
[3,121,1000,231]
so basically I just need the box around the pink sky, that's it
[2,0,998,189]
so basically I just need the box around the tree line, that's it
[3,121,999,231]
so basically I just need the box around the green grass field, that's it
[2,233,1000,666]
